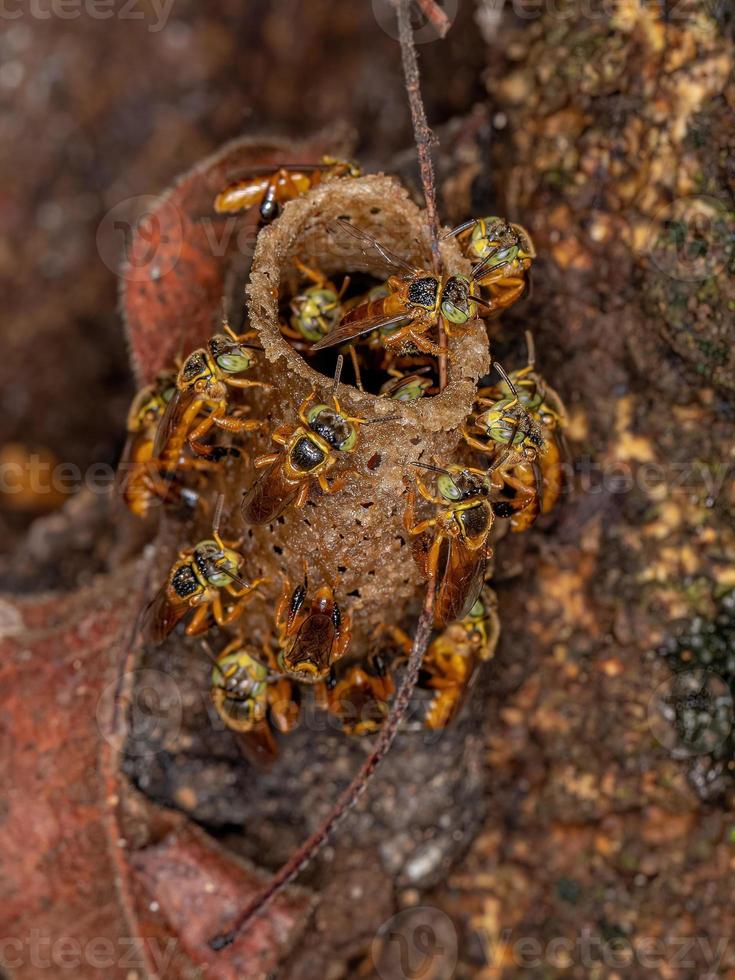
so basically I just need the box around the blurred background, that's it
[1,0,734,976]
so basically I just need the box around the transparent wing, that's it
[152,386,197,458]
[311,311,412,351]
[330,218,417,276]
[435,538,486,628]
[241,458,300,525]
[142,585,189,646]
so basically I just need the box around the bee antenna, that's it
[332,354,344,393]
[410,460,451,476]
[488,448,511,473]
[216,566,253,592]
[524,330,536,368]
[492,360,518,398]
[364,415,400,425]
[199,639,222,673]
[220,299,236,340]
[212,493,226,538]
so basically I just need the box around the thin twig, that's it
[394,0,448,390]
[209,581,436,951]
[395,0,441,269]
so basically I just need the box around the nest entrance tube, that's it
[239,175,491,658]
[248,174,490,403]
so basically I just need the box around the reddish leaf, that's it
[132,825,312,979]
[0,566,311,978]
[120,132,351,385]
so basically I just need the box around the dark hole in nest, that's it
[278,266,441,397]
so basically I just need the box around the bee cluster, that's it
[118,161,567,759]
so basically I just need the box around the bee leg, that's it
[502,470,538,514]
[348,345,364,392]
[405,516,437,536]
[274,578,292,641]
[186,414,253,459]
[211,414,262,433]
[425,533,444,589]
[462,428,493,455]
[281,319,302,341]
[254,452,281,469]
[415,477,445,506]
[139,467,181,505]
[316,471,351,496]
[185,602,213,637]
[328,666,389,736]
[336,274,351,301]
[334,610,352,662]
[185,415,217,457]
[376,623,412,660]
[268,676,300,733]
[232,328,260,344]
[404,484,437,536]
[294,480,310,509]
[481,277,526,309]
[226,577,268,600]
[293,257,326,288]
[211,589,257,629]
[297,390,318,425]
[215,637,243,662]
[408,332,452,359]
[423,644,472,730]
[187,411,259,457]
[424,689,461,731]
[224,377,272,390]
[271,425,293,446]
[331,397,368,427]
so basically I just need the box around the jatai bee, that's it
[405,464,495,629]
[214,156,360,223]
[242,389,371,525]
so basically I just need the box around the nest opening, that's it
[249,175,490,428]
[275,206,438,396]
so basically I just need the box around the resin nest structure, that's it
[226,174,491,655]
[122,152,560,746]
